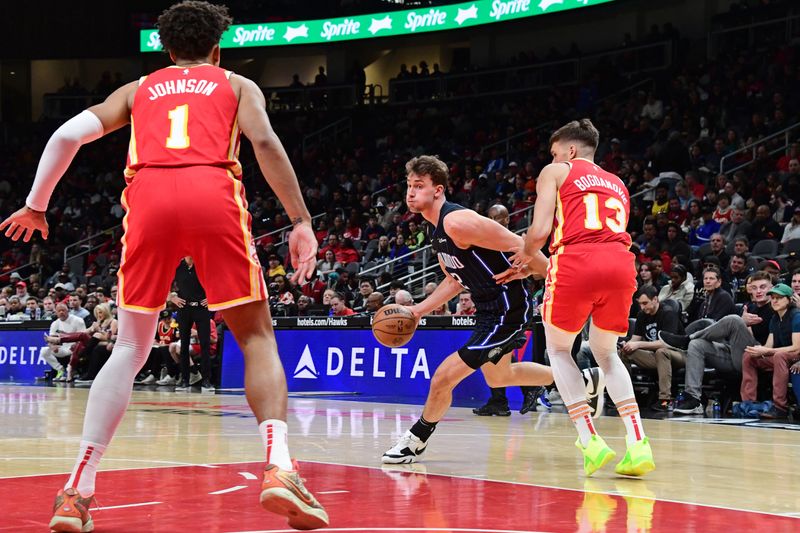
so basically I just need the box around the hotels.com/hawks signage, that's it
[220,316,533,403]
[141,0,617,51]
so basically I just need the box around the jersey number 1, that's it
[166,104,190,149]
[583,193,626,233]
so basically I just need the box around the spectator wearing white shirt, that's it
[14,281,30,304]
[641,93,663,120]
[781,207,800,244]
[42,304,87,381]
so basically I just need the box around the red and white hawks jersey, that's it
[125,64,241,182]
[549,158,632,253]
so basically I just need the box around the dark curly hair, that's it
[157,1,232,60]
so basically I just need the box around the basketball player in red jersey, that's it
[507,119,655,477]
[0,2,328,530]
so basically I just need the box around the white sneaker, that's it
[141,374,157,385]
[159,367,169,381]
[382,430,428,464]
[583,367,606,419]
[156,375,176,386]
[189,371,202,385]
[547,389,564,406]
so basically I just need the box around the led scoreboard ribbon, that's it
[141,0,617,52]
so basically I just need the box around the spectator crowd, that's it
[1,1,799,413]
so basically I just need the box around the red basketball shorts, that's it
[117,167,267,313]
[541,243,636,335]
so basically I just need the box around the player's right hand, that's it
[0,205,49,242]
[288,222,318,284]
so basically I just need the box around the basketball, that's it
[372,304,417,347]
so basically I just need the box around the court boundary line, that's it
[1,458,797,520]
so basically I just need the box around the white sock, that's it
[65,308,158,496]
[259,419,292,470]
[618,402,646,444]
[568,403,597,447]
[65,441,106,496]
[587,325,645,444]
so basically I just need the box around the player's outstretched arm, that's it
[234,75,316,282]
[0,82,136,242]
[516,163,566,275]
[444,209,523,252]
[408,257,463,320]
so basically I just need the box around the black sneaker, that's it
[759,406,788,420]
[658,331,690,351]
[472,402,511,416]
[175,380,191,392]
[583,367,606,418]
[519,388,540,415]
[651,399,674,412]
[673,395,703,414]
[201,380,215,393]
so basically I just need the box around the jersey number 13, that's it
[582,193,626,233]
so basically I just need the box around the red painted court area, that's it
[2,462,795,532]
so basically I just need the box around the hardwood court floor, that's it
[1,384,799,532]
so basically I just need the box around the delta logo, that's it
[292,344,431,380]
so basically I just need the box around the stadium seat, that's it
[751,239,779,259]
[780,238,800,255]
[695,243,712,260]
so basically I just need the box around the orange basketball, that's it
[372,304,417,347]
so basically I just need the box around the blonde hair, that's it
[94,303,112,321]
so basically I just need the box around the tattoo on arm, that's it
[292,217,304,226]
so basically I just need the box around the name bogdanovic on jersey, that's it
[550,158,632,253]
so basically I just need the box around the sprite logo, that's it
[404,9,448,32]
[321,18,361,40]
[146,32,162,51]
[490,0,532,20]
[233,25,276,46]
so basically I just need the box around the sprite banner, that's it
[141,0,616,52]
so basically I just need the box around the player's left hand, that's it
[493,265,531,284]
[288,222,318,284]
[509,249,532,270]
[0,205,49,242]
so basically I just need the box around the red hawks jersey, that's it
[125,64,241,183]
[549,158,632,253]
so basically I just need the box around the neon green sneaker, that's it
[615,437,655,476]
[575,434,616,476]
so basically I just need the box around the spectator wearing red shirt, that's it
[684,171,705,202]
[343,213,363,241]
[318,234,342,260]
[666,197,687,225]
[363,215,386,242]
[314,219,329,245]
[300,270,327,304]
[713,193,733,224]
[330,293,355,316]
[454,291,476,316]
[337,238,361,265]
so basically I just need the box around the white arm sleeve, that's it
[25,110,105,211]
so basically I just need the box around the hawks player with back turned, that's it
[0,1,327,530]
[511,119,655,477]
